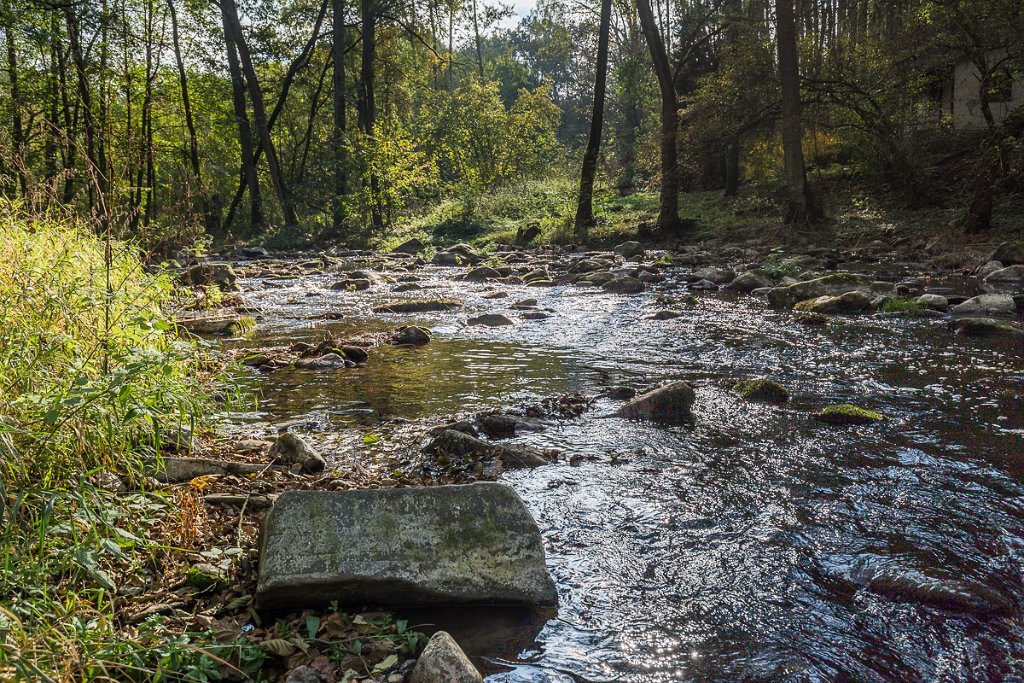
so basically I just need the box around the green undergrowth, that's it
[0,202,226,680]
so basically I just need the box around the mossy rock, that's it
[227,316,257,336]
[817,404,884,426]
[186,563,228,591]
[734,379,789,403]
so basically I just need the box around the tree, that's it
[775,0,819,223]
[332,0,348,234]
[634,0,681,232]
[573,0,612,237]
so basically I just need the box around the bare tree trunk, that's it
[221,7,264,230]
[332,0,348,233]
[359,0,383,228]
[221,0,299,229]
[573,0,612,239]
[775,0,819,223]
[4,18,27,198]
[471,0,484,77]
[635,0,681,232]
[65,4,108,220]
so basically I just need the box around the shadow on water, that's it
[232,263,1024,682]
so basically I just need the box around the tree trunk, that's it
[221,0,298,229]
[724,142,740,197]
[471,0,484,77]
[4,18,27,198]
[222,7,264,230]
[775,0,819,224]
[573,0,612,239]
[634,0,681,232]
[64,4,108,220]
[359,0,383,228]
[332,0,348,233]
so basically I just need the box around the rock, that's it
[148,456,286,482]
[638,271,663,284]
[483,291,508,299]
[601,276,644,294]
[521,269,550,284]
[432,244,483,266]
[990,242,1024,265]
[604,386,636,400]
[181,264,238,291]
[295,353,350,370]
[409,631,483,683]
[521,311,552,320]
[733,379,789,403]
[985,265,1024,283]
[186,563,228,591]
[728,270,774,293]
[569,259,606,274]
[237,246,269,259]
[341,345,369,363]
[916,294,948,311]
[465,266,502,282]
[650,310,681,320]
[285,666,323,683]
[690,279,719,291]
[578,271,616,286]
[949,317,1024,342]
[268,432,326,473]
[615,381,695,424]
[373,299,463,313]
[255,483,558,610]
[950,293,1015,317]
[515,225,543,246]
[976,260,1004,279]
[693,266,736,285]
[175,312,254,336]
[390,325,432,345]
[467,314,514,327]
[394,283,422,292]
[613,241,644,258]
[424,429,549,469]
[817,404,884,426]
[511,298,537,309]
[794,290,873,314]
[330,278,371,291]
[767,273,895,308]
[477,414,543,439]
[393,237,426,254]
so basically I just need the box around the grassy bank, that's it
[374,173,1023,257]
[0,203,229,680]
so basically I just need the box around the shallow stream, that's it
[228,255,1024,681]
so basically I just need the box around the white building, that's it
[937,59,1023,130]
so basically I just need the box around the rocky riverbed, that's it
[172,237,1024,681]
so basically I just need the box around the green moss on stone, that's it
[734,379,789,403]
[186,564,227,591]
[818,404,884,425]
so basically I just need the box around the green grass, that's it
[879,297,928,314]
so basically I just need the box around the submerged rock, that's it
[255,484,558,610]
[389,325,432,345]
[294,352,351,370]
[373,298,463,313]
[268,432,326,473]
[467,313,514,327]
[733,379,789,403]
[409,631,483,683]
[817,404,884,426]
[616,381,695,424]
[650,310,682,320]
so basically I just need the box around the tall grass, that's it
[0,202,222,680]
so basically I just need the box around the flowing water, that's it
[227,256,1024,682]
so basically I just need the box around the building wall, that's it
[951,60,1024,130]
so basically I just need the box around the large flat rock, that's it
[255,483,557,612]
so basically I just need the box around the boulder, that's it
[916,294,948,311]
[393,237,426,254]
[511,298,537,309]
[294,353,351,370]
[817,404,884,426]
[950,293,1015,317]
[767,273,894,308]
[693,266,736,285]
[464,266,502,282]
[424,429,548,469]
[728,270,774,293]
[268,432,326,473]
[255,483,558,611]
[409,632,482,683]
[477,414,543,439]
[733,379,789,403]
[432,244,484,266]
[794,290,873,314]
[601,276,644,294]
[615,381,695,424]
[990,242,1024,265]
[330,278,371,291]
[467,314,514,327]
[650,310,681,320]
[390,325,432,345]
[521,311,552,320]
[976,261,1004,279]
[514,225,542,246]
[613,241,644,258]
[181,264,238,291]
[985,265,1024,283]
